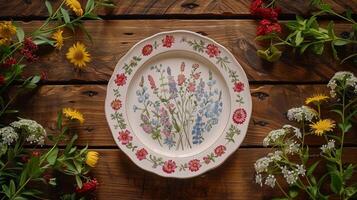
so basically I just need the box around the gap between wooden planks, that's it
[16,84,357,147]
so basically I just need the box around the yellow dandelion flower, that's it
[65,0,83,16]
[0,21,16,38]
[51,29,64,50]
[63,108,85,124]
[305,94,329,105]
[86,151,99,167]
[66,42,91,69]
[0,38,9,46]
[310,119,335,136]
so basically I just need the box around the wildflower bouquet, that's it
[250,0,357,63]
[0,109,100,199]
[254,71,357,199]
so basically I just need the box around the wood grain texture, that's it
[19,20,356,82]
[84,148,357,200]
[16,84,357,147]
[0,0,355,17]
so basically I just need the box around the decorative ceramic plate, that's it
[105,30,252,178]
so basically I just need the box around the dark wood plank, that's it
[19,20,356,82]
[16,84,357,147]
[0,0,355,17]
[88,147,357,200]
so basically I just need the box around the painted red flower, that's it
[205,44,221,58]
[177,74,185,86]
[233,108,247,124]
[148,74,157,89]
[2,57,16,69]
[162,160,177,174]
[118,130,133,145]
[111,99,122,110]
[162,35,175,48]
[214,145,226,157]
[203,156,211,164]
[75,179,98,194]
[0,75,5,85]
[114,73,127,86]
[136,148,148,161]
[142,44,153,56]
[256,19,282,36]
[233,81,244,92]
[187,82,196,92]
[193,72,201,80]
[188,159,202,172]
[192,63,199,70]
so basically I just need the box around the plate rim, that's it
[105,30,252,178]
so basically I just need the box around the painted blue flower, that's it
[192,115,204,144]
[164,136,176,149]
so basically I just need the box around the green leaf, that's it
[9,179,16,196]
[330,172,343,194]
[307,161,320,177]
[289,186,299,198]
[64,134,78,154]
[85,0,95,13]
[327,21,335,38]
[47,147,58,165]
[57,111,63,130]
[14,197,27,200]
[45,0,53,15]
[75,175,82,189]
[60,8,71,24]
[345,186,357,197]
[331,42,339,60]
[311,43,324,55]
[16,26,24,42]
[343,164,355,180]
[295,31,304,46]
[333,39,350,46]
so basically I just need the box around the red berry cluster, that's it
[20,38,38,62]
[75,179,99,194]
[250,0,282,36]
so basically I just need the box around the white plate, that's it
[105,30,252,178]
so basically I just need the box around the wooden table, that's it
[1,1,357,199]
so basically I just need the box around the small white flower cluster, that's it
[255,173,277,188]
[328,71,357,97]
[320,139,335,153]
[268,150,283,161]
[263,125,302,147]
[11,119,47,145]
[0,126,18,145]
[254,156,272,173]
[285,141,300,155]
[280,164,306,185]
[287,106,317,122]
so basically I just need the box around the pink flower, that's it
[233,82,244,92]
[148,75,157,89]
[187,82,196,92]
[141,124,153,134]
[180,62,185,72]
[193,72,201,80]
[256,19,282,36]
[162,160,177,174]
[232,108,247,124]
[118,130,133,145]
[142,44,153,56]
[115,73,127,86]
[214,145,226,157]
[205,44,221,57]
[111,99,122,110]
[162,35,175,48]
[188,159,201,172]
[136,148,148,161]
[75,179,98,194]
[192,63,199,70]
[203,156,211,164]
[177,74,185,86]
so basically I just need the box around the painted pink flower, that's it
[192,63,199,70]
[180,62,185,72]
[118,130,133,145]
[142,44,153,56]
[177,74,185,86]
[115,73,127,86]
[162,35,175,48]
[111,99,122,110]
[193,72,201,80]
[148,75,157,89]
[203,156,211,164]
[233,82,244,92]
[136,148,148,160]
[232,108,247,124]
[205,44,221,57]
[187,82,196,92]
[141,124,153,134]
[162,160,177,174]
[214,145,226,157]
[188,159,202,172]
